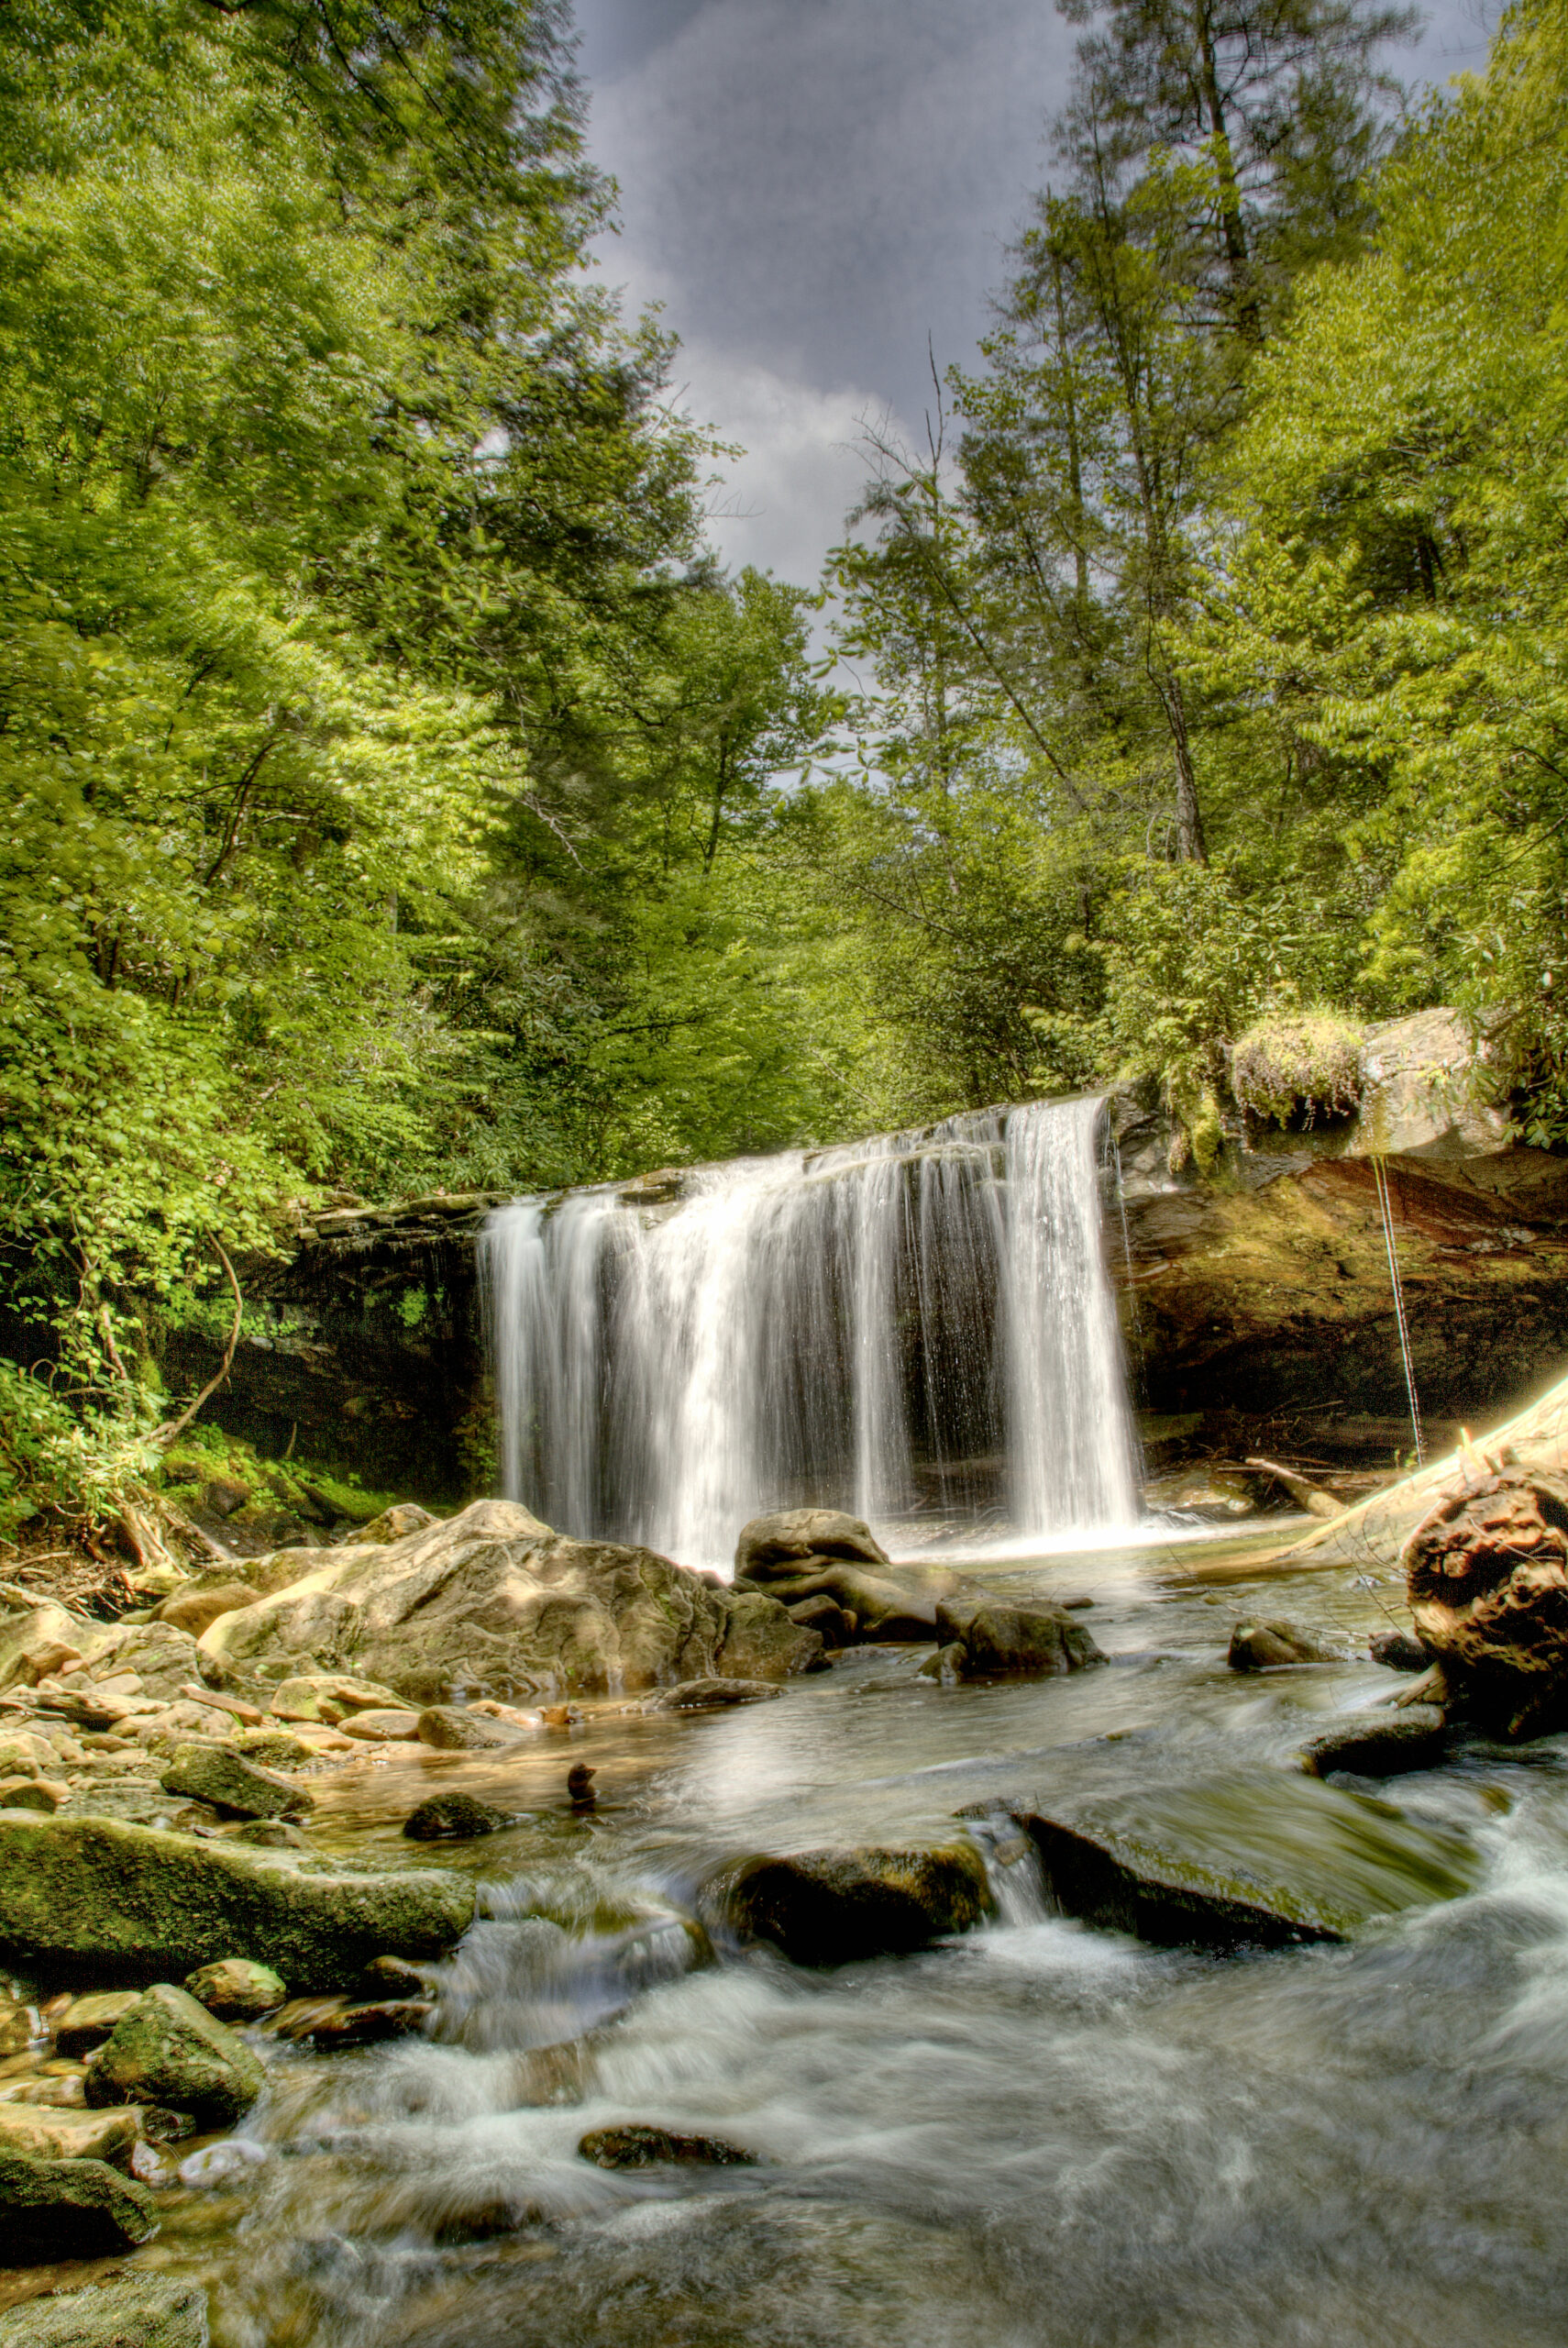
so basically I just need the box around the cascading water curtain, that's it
[481,1096,1140,1566]
[1003,1098,1140,1534]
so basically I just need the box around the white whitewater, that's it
[479,1096,1139,1568]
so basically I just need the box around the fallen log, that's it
[1243,1457,1342,1521]
[1165,1367,1568,1582]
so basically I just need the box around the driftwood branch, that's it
[153,1240,243,1449]
[1245,1456,1342,1521]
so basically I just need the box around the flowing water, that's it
[480,1096,1140,1568]
[47,1537,1568,2348]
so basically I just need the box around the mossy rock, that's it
[0,1813,475,1989]
[1013,1770,1479,1949]
[0,2275,208,2345]
[85,1983,265,2123]
[0,2146,157,2263]
[159,1743,313,1822]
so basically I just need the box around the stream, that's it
[51,1533,1568,2347]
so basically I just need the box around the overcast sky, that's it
[570,0,1496,591]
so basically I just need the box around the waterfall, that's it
[479,1097,1139,1567]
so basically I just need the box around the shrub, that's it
[1229,1009,1363,1130]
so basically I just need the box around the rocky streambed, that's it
[6,1501,1568,2343]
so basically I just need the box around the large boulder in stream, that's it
[1402,1470,1568,1737]
[734,1509,892,1580]
[1004,1771,1479,1950]
[732,1510,942,1642]
[201,1499,821,1700]
[701,1843,993,1966]
[0,1812,475,1988]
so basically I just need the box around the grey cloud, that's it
[571,0,1494,584]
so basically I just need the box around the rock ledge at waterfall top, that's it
[201,1498,823,1700]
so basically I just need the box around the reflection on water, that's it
[38,1543,1568,2344]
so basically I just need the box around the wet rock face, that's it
[84,1983,265,2124]
[0,2273,209,2346]
[0,2145,158,2261]
[736,1563,938,1642]
[201,1499,823,1700]
[1404,1473,1568,1737]
[1011,1772,1479,1949]
[703,1843,993,1967]
[0,1812,475,1988]
[183,1958,286,2021]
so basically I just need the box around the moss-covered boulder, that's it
[0,1813,475,1988]
[702,1843,993,1967]
[86,1984,264,2124]
[0,2276,208,2348]
[0,2146,157,2261]
[1012,1771,1479,1950]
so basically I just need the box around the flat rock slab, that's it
[0,2274,208,2346]
[639,1678,783,1712]
[0,1812,475,1988]
[160,1743,313,1821]
[55,1992,140,2059]
[1014,1771,1480,1949]
[0,2106,143,2167]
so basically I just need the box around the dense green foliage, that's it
[796,0,1568,1150]
[0,0,833,1398]
[6,0,1568,1499]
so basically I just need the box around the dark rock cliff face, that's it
[1115,1115,1568,1463]
[156,1197,497,1504]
